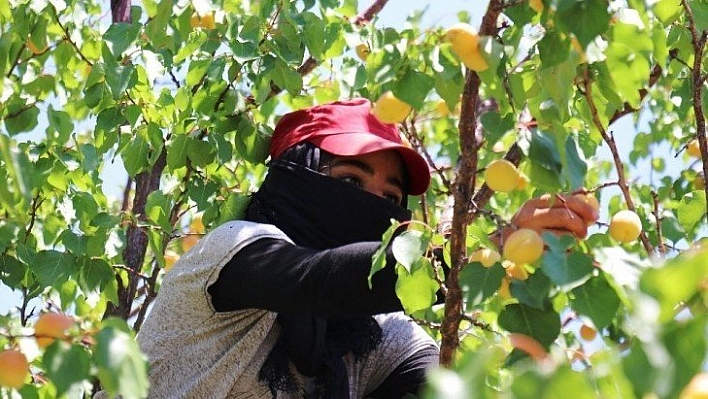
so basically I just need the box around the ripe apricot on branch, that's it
[680,372,708,399]
[355,44,370,61]
[498,277,512,300]
[579,324,597,341]
[34,312,76,348]
[503,228,544,264]
[529,0,544,13]
[0,349,28,389]
[469,247,501,267]
[503,260,529,281]
[371,91,412,124]
[608,210,642,243]
[484,159,520,192]
[190,12,216,29]
[445,23,488,72]
[688,139,701,158]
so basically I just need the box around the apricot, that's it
[680,372,708,399]
[498,277,512,300]
[371,91,412,124]
[503,228,544,264]
[579,324,597,341]
[469,247,501,268]
[0,349,28,389]
[608,210,642,243]
[34,312,75,348]
[190,12,216,30]
[503,260,529,281]
[163,250,180,271]
[484,159,520,192]
[688,139,701,158]
[529,0,544,13]
[445,23,488,72]
[355,43,370,62]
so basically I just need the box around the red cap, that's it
[270,98,431,195]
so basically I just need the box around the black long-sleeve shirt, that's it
[208,238,403,318]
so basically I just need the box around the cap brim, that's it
[309,132,431,195]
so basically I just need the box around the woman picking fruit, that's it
[135,98,598,398]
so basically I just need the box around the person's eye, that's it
[339,175,363,188]
[384,193,402,205]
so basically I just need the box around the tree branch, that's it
[439,0,504,367]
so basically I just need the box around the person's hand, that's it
[493,192,600,246]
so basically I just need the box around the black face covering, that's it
[248,160,411,249]
[245,143,413,397]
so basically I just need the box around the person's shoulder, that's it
[208,220,292,243]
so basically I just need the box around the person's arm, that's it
[208,238,402,319]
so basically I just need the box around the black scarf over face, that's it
[244,143,412,397]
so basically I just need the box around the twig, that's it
[651,190,666,256]
[681,0,708,222]
[580,69,654,255]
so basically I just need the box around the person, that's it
[136,98,598,398]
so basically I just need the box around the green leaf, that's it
[121,133,150,176]
[233,117,271,164]
[271,61,303,94]
[570,273,620,328]
[459,262,505,306]
[302,12,325,59]
[216,192,251,226]
[653,0,682,24]
[526,129,563,192]
[538,28,570,69]
[32,250,79,289]
[395,258,438,314]
[47,106,74,143]
[498,303,561,348]
[541,234,593,285]
[80,258,114,293]
[677,191,706,232]
[394,69,434,109]
[4,102,40,135]
[391,230,429,271]
[95,319,149,399]
[103,22,141,59]
[105,61,136,99]
[174,30,208,64]
[622,340,658,397]
[662,316,708,398]
[186,138,215,167]
[555,0,611,47]
[43,342,91,397]
[369,221,400,288]
[167,134,189,170]
[145,191,172,232]
[640,248,708,323]
[0,254,26,287]
[509,271,553,310]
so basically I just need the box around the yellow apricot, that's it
[35,312,75,349]
[529,0,544,13]
[503,260,529,281]
[371,91,412,124]
[469,247,501,267]
[680,372,708,399]
[688,139,702,158]
[163,250,180,271]
[181,234,200,253]
[355,43,370,62]
[503,228,544,264]
[516,173,530,190]
[579,324,597,341]
[608,210,642,243]
[445,23,488,72]
[484,159,520,193]
[498,277,512,300]
[0,349,29,389]
[190,216,205,234]
[190,12,216,30]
